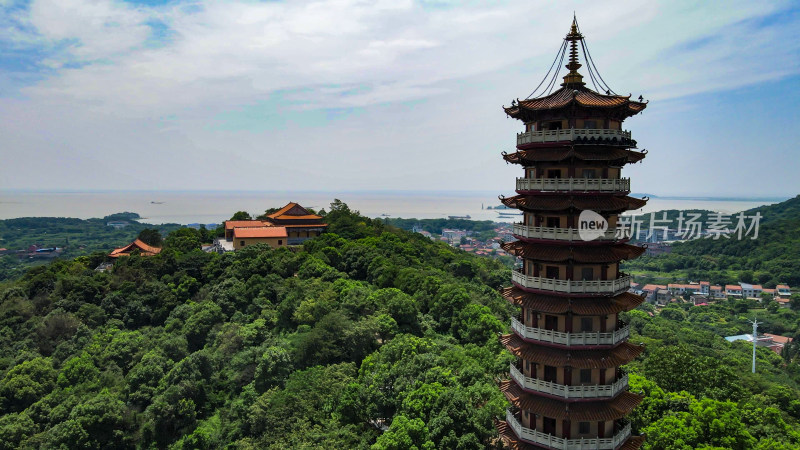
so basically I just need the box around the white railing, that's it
[506,410,631,450]
[510,316,630,346]
[517,128,631,146]
[512,271,631,294]
[512,224,619,242]
[516,177,630,193]
[509,364,629,400]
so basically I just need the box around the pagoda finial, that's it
[562,16,585,87]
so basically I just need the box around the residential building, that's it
[777,284,792,297]
[725,285,743,297]
[739,283,763,298]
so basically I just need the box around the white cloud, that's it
[29,0,151,60]
[0,0,798,194]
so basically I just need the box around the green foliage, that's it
[0,199,514,448]
[624,195,800,286]
[137,228,163,247]
[4,197,799,449]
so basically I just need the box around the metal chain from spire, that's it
[525,39,568,100]
[574,19,617,95]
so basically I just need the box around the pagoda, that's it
[495,18,648,450]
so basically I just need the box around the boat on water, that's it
[151,201,165,204]
[497,212,522,216]
[448,215,471,220]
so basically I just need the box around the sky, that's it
[0,0,798,197]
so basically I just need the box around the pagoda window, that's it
[545,120,563,130]
[581,267,594,280]
[582,169,596,178]
[545,266,560,279]
[583,120,597,129]
[547,169,562,178]
[546,216,560,228]
[544,315,558,331]
[579,368,592,384]
[543,417,557,435]
[578,422,591,435]
[543,365,558,382]
[580,317,593,332]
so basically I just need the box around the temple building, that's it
[263,202,328,245]
[218,202,327,251]
[109,239,162,258]
[495,18,647,450]
[232,226,288,250]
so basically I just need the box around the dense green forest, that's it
[624,195,800,286]
[0,214,182,282]
[0,200,799,449]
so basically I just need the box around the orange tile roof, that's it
[225,220,269,230]
[777,284,791,289]
[764,333,793,344]
[726,285,742,290]
[233,227,288,238]
[266,202,323,221]
[109,239,162,257]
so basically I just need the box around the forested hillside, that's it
[0,200,799,449]
[624,195,800,286]
[0,215,182,282]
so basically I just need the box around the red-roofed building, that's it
[725,285,743,297]
[109,239,162,258]
[224,220,269,240]
[233,227,288,250]
[777,284,792,297]
[264,202,328,245]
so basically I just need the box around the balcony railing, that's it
[516,128,632,146]
[506,410,631,450]
[512,224,619,242]
[512,270,631,294]
[516,177,630,193]
[510,316,630,347]
[509,364,629,400]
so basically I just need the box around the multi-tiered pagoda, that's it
[495,18,648,450]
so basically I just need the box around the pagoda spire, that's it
[562,16,585,87]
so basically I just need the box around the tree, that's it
[164,228,202,253]
[137,229,163,247]
[230,211,252,221]
[0,357,57,413]
[372,415,435,450]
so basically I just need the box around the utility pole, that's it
[748,317,760,373]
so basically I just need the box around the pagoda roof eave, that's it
[500,194,647,213]
[500,380,643,421]
[501,242,645,263]
[500,333,645,368]
[503,86,647,121]
[501,287,645,315]
[503,147,646,165]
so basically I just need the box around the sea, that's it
[0,190,787,226]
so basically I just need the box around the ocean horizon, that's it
[0,190,790,225]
